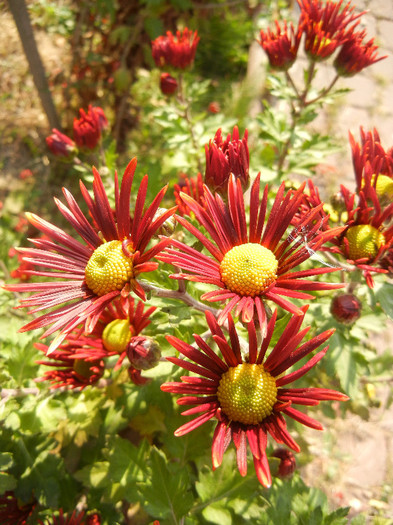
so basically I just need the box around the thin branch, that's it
[141,281,220,317]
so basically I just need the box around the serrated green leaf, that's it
[141,447,193,522]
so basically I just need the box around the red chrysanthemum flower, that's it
[158,175,344,334]
[334,29,386,77]
[151,28,200,70]
[204,126,249,195]
[0,491,36,525]
[174,172,206,217]
[36,343,105,390]
[329,183,393,287]
[38,509,101,525]
[161,309,348,487]
[4,158,176,352]
[350,127,393,191]
[46,129,76,157]
[259,20,302,70]
[298,0,364,60]
[73,105,108,150]
[36,296,158,387]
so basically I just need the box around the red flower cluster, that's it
[46,106,108,157]
[296,129,393,287]
[259,0,384,73]
[5,158,175,353]
[152,28,199,70]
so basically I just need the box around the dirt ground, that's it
[1,2,393,523]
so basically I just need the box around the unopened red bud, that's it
[271,448,296,479]
[208,101,220,114]
[127,336,161,370]
[331,293,362,325]
[160,73,178,95]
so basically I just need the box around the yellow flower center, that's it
[371,174,393,201]
[220,243,278,297]
[85,241,133,296]
[345,224,385,261]
[73,359,96,379]
[102,319,132,353]
[217,363,277,425]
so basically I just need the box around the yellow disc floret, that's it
[102,319,132,353]
[217,363,277,425]
[220,243,278,297]
[372,174,393,201]
[85,240,133,296]
[345,224,385,261]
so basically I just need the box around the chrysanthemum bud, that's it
[330,293,362,324]
[330,190,346,213]
[153,208,177,236]
[271,448,296,479]
[127,336,161,370]
[160,72,178,95]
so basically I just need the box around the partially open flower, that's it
[204,126,249,195]
[46,129,76,157]
[259,21,302,70]
[152,28,199,69]
[334,30,386,77]
[73,105,108,149]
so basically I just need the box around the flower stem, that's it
[141,281,220,317]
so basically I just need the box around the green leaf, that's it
[202,504,232,525]
[75,461,110,489]
[373,282,393,319]
[0,472,17,492]
[141,447,193,523]
[0,451,14,470]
